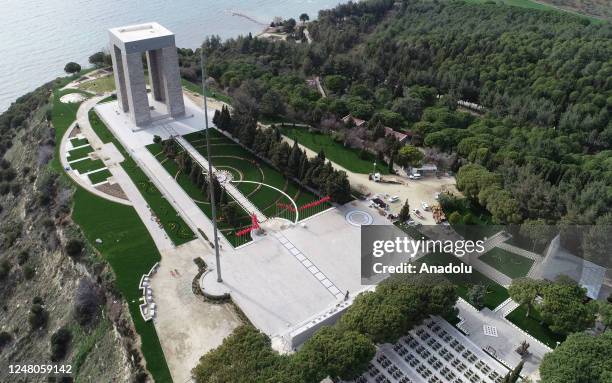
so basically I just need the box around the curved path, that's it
[231,180,299,224]
[59,94,132,206]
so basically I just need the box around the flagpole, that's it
[200,49,222,283]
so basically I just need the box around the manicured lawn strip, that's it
[70,158,105,174]
[78,75,115,93]
[71,189,172,382]
[184,129,330,220]
[67,145,94,162]
[147,145,252,247]
[70,137,89,147]
[281,126,390,174]
[479,247,534,279]
[89,111,196,246]
[181,78,233,104]
[88,169,112,184]
[506,306,566,348]
[51,89,91,171]
[417,252,509,310]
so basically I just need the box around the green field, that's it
[479,247,535,279]
[52,89,172,382]
[89,110,196,246]
[418,252,510,310]
[69,158,105,174]
[71,189,172,382]
[78,75,116,93]
[88,169,112,184]
[50,89,92,171]
[70,137,89,147]
[506,305,566,348]
[281,126,389,174]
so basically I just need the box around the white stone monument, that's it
[109,22,185,126]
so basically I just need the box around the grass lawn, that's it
[148,143,252,247]
[88,169,112,184]
[78,75,115,93]
[69,158,105,174]
[51,86,172,382]
[67,145,94,162]
[70,137,89,147]
[479,247,535,279]
[417,252,510,310]
[281,126,389,174]
[183,130,331,218]
[51,89,92,171]
[89,110,196,246]
[181,78,233,104]
[71,189,172,382]
[506,305,566,348]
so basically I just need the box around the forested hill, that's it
[180,0,611,225]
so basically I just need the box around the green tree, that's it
[448,211,462,225]
[64,62,81,74]
[50,327,72,361]
[29,303,48,330]
[539,277,597,335]
[295,326,375,381]
[597,301,612,331]
[508,278,542,318]
[299,13,310,23]
[395,145,423,168]
[540,331,612,383]
[467,284,486,310]
[399,200,410,222]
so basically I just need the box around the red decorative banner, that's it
[235,213,260,237]
[298,196,330,211]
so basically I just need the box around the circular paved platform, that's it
[345,210,374,226]
[200,269,231,300]
[60,93,87,103]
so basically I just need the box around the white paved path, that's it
[173,134,267,222]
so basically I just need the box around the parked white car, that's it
[409,173,422,180]
[389,195,399,202]
[421,201,430,211]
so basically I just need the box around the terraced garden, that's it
[147,128,332,246]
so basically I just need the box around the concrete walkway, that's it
[173,135,267,222]
[455,298,551,380]
[73,95,175,251]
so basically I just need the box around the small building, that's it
[384,126,408,144]
[410,163,438,176]
[341,114,366,128]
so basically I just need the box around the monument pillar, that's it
[108,22,186,127]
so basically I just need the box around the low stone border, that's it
[138,262,160,322]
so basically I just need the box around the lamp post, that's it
[200,50,222,283]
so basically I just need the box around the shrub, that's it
[29,304,48,330]
[153,135,162,144]
[23,265,35,280]
[448,211,462,225]
[65,239,83,258]
[0,260,11,280]
[0,331,12,349]
[17,250,29,265]
[50,328,72,361]
[73,278,102,325]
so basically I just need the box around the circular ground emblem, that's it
[345,210,373,227]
